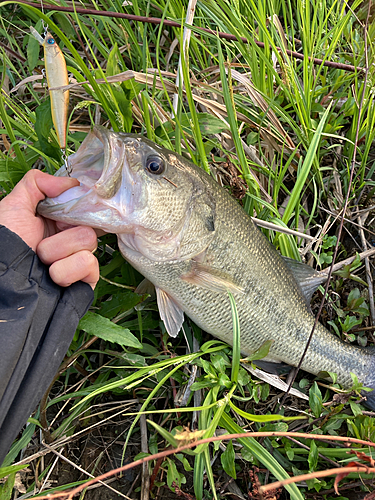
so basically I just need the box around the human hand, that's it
[0,170,99,289]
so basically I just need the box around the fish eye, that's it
[145,156,165,175]
[47,37,55,45]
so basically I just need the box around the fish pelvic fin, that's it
[156,287,184,338]
[282,256,328,305]
[135,278,155,297]
[181,261,245,295]
[134,278,156,312]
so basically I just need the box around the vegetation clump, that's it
[0,0,375,498]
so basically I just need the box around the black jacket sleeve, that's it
[0,226,94,465]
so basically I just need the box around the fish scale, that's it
[119,183,373,390]
[37,126,375,408]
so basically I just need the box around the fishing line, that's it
[40,0,47,37]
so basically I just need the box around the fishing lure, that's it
[30,27,69,151]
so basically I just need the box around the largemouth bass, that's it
[38,126,375,408]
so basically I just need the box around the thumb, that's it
[16,170,79,209]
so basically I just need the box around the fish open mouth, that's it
[37,126,132,230]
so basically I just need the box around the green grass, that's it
[0,0,375,498]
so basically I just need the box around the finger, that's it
[37,226,98,265]
[49,250,100,290]
[10,170,79,209]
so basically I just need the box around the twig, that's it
[357,212,375,325]
[260,466,375,494]
[15,1,362,73]
[280,0,372,407]
[99,275,135,289]
[308,479,374,496]
[241,363,309,400]
[0,40,27,64]
[285,436,340,468]
[39,446,64,492]
[42,442,131,499]
[318,247,375,275]
[22,432,375,500]
[319,205,375,238]
[39,335,98,442]
[252,217,315,240]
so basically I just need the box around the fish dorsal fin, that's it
[181,261,245,294]
[156,287,184,338]
[282,256,328,304]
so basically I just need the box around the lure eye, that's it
[47,37,55,45]
[145,156,165,175]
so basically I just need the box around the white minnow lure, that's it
[30,26,69,149]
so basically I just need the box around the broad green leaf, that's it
[133,452,149,461]
[78,311,142,348]
[0,465,28,480]
[309,382,323,418]
[27,33,40,72]
[318,371,338,384]
[349,401,363,417]
[100,291,144,318]
[210,353,230,374]
[106,43,120,77]
[334,254,367,286]
[308,440,318,471]
[0,473,15,500]
[147,420,179,448]
[119,353,146,367]
[0,161,26,185]
[54,13,75,38]
[176,454,193,472]
[221,440,236,479]
[220,413,304,500]
[241,340,273,362]
[166,458,178,490]
[35,98,61,161]
[340,315,363,333]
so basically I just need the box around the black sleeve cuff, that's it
[0,226,94,464]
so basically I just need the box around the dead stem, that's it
[357,212,375,325]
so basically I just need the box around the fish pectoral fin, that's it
[156,287,184,338]
[282,256,328,304]
[181,262,244,294]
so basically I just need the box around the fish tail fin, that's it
[362,346,375,410]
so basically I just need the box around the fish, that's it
[30,27,69,149]
[37,126,375,409]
